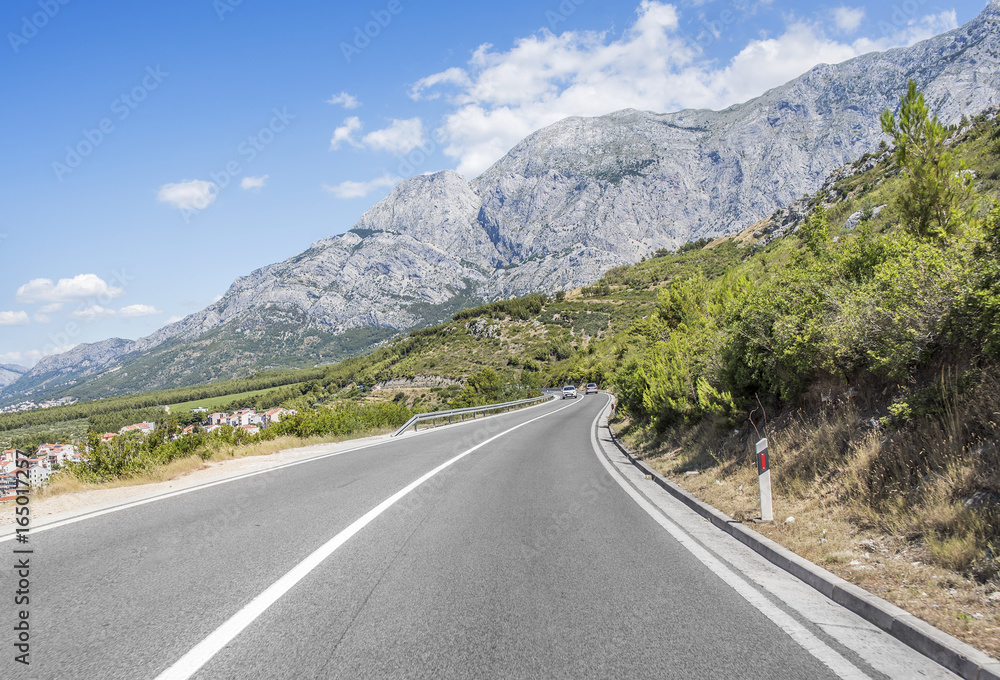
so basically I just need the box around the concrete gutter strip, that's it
[604,420,1000,680]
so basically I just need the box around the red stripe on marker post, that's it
[756,438,773,522]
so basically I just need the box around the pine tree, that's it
[880,80,972,239]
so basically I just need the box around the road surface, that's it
[2,394,958,679]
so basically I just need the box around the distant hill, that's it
[0,364,28,390]
[5,0,1000,404]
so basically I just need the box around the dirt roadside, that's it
[0,433,390,530]
[624,440,1000,661]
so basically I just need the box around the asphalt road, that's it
[2,394,959,679]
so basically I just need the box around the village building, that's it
[119,421,156,435]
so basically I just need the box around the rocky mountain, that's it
[0,364,28,389]
[6,1,1000,403]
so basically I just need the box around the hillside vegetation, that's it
[599,94,1000,583]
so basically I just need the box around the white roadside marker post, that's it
[756,437,773,522]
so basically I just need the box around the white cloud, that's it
[331,117,428,156]
[0,345,77,367]
[362,118,427,155]
[327,91,360,109]
[330,116,363,149]
[410,67,472,100]
[119,304,162,318]
[323,173,399,199]
[165,315,185,324]
[241,175,269,191]
[32,303,62,324]
[16,274,124,304]
[0,311,29,326]
[58,303,162,321]
[416,1,698,177]
[704,21,860,106]
[412,0,959,178]
[70,305,117,322]
[832,6,865,33]
[157,179,218,211]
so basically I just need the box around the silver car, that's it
[585,383,598,394]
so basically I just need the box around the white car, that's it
[585,383,598,394]
[561,385,578,399]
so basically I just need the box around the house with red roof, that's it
[119,421,156,435]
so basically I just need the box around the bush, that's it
[960,205,1000,354]
[452,294,547,322]
[274,401,411,438]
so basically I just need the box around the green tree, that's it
[880,80,972,239]
[798,203,831,257]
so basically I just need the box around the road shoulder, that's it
[590,399,999,680]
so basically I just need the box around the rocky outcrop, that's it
[372,375,461,391]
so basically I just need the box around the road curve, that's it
[3,395,958,679]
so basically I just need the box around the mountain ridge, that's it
[6,2,1000,403]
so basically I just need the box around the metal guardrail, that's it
[392,394,552,437]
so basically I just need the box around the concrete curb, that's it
[603,420,1000,680]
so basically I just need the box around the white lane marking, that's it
[0,439,386,542]
[155,398,582,680]
[0,396,559,542]
[588,403,871,680]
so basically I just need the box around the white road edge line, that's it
[155,398,583,680]
[0,395,559,543]
[588,398,871,680]
[0,438,387,543]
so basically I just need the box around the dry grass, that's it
[34,455,208,499]
[25,428,397,503]
[614,372,1000,660]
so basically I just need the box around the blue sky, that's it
[0,0,989,369]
